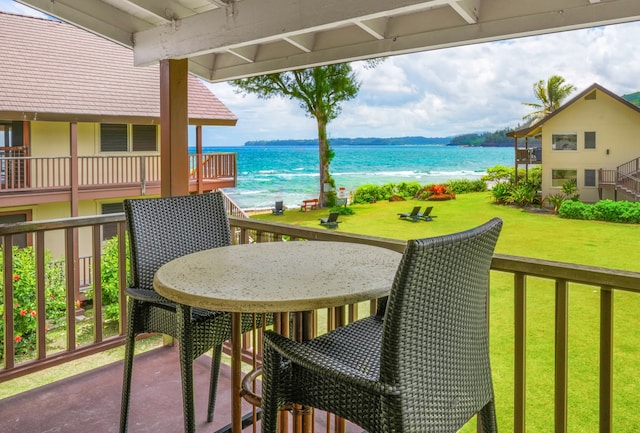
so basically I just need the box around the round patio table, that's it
[154,240,402,433]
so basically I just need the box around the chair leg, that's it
[207,346,223,422]
[478,399,498,433]
[261,343,282,433]
[119,302,138,433]
[177,304,196,433]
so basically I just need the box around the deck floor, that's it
[0,345,363,433]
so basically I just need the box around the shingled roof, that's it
[0,12,237,126]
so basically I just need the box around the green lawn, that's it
[255,192,640,432]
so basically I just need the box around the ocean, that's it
[197,145,513,210]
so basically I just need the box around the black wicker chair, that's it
[261,218,503,433]
[120,192,265,433]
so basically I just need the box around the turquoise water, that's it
[198,145,513,210]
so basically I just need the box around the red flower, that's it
[20,309,27,316]
[30,310,37,317]
[49,295,55,300]
[14,335,22,343]
[75,300,82,308]
[13,274,20,281]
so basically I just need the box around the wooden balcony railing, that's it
[0,153,236,203]
[1,214,639,432]
[515,148,542,165]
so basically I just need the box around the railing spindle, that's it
[514,272,527,433]
[554,279,569,433]
[599,286,613,433]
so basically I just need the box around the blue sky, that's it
[4,1,640,146]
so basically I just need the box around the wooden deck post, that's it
[160,59,189,197]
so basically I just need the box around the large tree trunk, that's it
[317,118,330,207]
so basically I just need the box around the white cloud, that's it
[4,0,640,145]
[205,18,640,145]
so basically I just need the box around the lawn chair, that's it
[261,218,503,433]
[420,206,436,221]
[319,212,340,229]
[272,200,284,215]
[398,205,422,222]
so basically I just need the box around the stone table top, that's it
[153,241,402,313]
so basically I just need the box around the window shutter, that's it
[584,132,596,149]
[584,169,596,187]
[101,124,128,152]
[132,125,157,152]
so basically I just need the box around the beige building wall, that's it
[541,89,640,203]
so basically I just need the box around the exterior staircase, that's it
[598,157,640,201]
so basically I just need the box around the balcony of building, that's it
[0,151,237,207]
[1,208,639,433]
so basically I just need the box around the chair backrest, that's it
[410,206,421,216]
[275,201,283,210]
[380,218,503,429]
[423,206,433,216]
[124,192,232,291]
[328,212,339,222]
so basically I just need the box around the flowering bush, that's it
[0,246,67,356]
[418,184,456,201]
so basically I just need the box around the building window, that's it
[100,124,157,152]
[552,134,577,151]
[132,125,157,152]
[100,124,128,152]
[552,169,577,187]
[584,169,596,187]
[101,202,124,240]
[584,131,596,149]
[0,211,30,248]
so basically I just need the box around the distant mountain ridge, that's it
[244,136,451,146]
[622,91,640,106]
[245,128,523,147]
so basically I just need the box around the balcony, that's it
[0,152,237,207]
[1,209,639,433]
[515,148,542,165]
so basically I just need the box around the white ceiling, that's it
[16,0,640,83]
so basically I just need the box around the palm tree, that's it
[522,75,576,123]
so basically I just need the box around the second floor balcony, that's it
[0,152,237,207]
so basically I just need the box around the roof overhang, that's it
[16,0,640,83]
[0,111,237,126]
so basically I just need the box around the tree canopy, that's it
[231,64,363,206]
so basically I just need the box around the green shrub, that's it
[0,247,67,356]
[483,165,513,183]
[510,183,538,207]
[395,181,423,198]
[446,178,487,194]
[544,193,566,214]
[490,182,512,204]
[559,200,640,223]
[558,200,593,220]
[86,236,129,323]
[353,184,385,203]
[561,178,580,201]
[592,200,640,224]
[330,205,355,215]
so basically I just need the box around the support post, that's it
[160,59,189,197]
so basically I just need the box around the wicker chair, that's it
[261,218,503,433]
[120,192,264,433]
